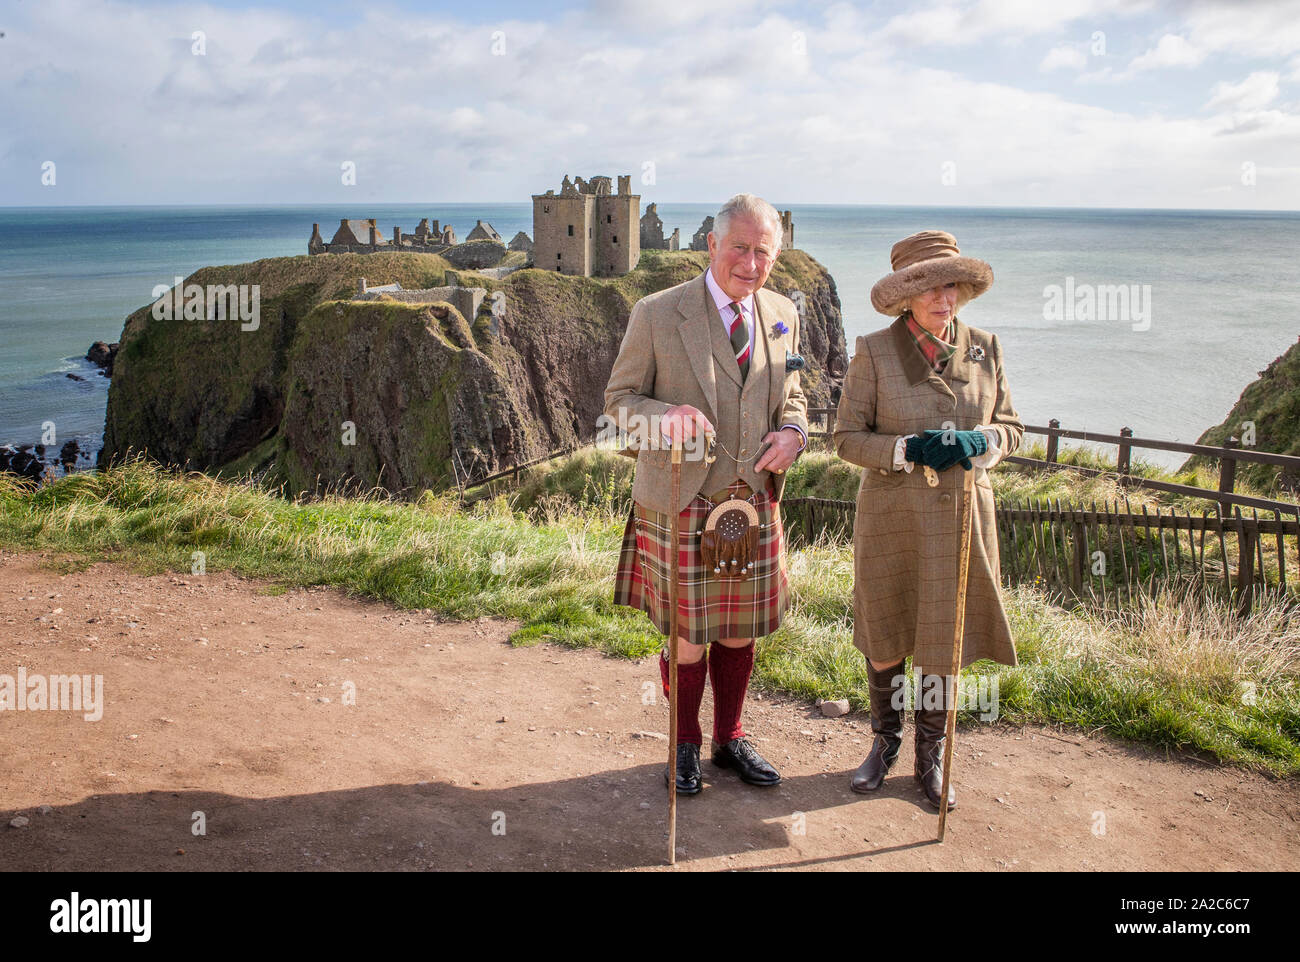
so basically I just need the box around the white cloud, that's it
[2,0,1299,209]
[1179,0,1300,60]
[1128,34,1206,72]
[877,0,1153,47]
[1041,44,1088,72]
[1206,71,1282,112]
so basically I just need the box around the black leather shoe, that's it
[664,742,702,795]
[711,736,781,786]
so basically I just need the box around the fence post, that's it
[1218,436,1238,507]
[1117,426,1133,477]
[1046,418,1060,463]
[1071,516,1086,597]
[1237,519,1256,617]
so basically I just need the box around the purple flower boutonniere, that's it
[771,321,790,337]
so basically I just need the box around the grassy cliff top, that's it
[1189,336,1300,494]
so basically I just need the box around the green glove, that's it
[920,429,987,471]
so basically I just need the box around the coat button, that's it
[941,493,952,503]
[878,468,887,475]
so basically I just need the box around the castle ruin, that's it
[307,181,794,274]
[532,175,639,277]
[309,217,465,255]
[354,277,486,323]
[639,203,681,251]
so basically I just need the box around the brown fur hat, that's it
[870,230,992,316]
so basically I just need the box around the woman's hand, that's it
[906,429,988,471]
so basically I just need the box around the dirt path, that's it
[1,548,1295,871]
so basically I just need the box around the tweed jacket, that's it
[603,271,810,515]
[833,316,1023,675]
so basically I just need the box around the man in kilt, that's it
[605,193,809,795]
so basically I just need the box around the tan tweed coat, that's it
[604,271,809,515]
[833,316,1023,675]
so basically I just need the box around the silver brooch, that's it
[969,345,986,361]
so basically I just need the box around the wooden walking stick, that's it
[666,438,683,865]
[938,467,976,841]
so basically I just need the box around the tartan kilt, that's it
[613,477,791,646]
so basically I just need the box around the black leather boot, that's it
[850,661,903,793]
[914,674,956,810]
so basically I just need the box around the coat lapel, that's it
[942,318,972,385]
[890,315,946,390]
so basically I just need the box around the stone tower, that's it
[532,174,640,277]
[595,175,639,276]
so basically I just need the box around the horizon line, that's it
[2,201,1298,216]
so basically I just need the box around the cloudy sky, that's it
[3,0,1299,208]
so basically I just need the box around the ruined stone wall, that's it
[358,286,486,321]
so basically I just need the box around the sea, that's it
[2,204,1298,471]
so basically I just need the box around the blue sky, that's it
[3,0,1299,208]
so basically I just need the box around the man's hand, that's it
[755,427,803,475]
[660,404,714,445]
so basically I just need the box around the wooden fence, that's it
[809,409,1300,513]
[461,410,1300,614]
[781,494,1300,614]
[1010,419,1300,515]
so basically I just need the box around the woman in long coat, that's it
[832,230,1023,809]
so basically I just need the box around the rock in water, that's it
[86,340,120,375]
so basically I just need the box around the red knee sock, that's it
[709,641,755,745]
[660,650,706,746]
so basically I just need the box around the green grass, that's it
[1,454,1297,776]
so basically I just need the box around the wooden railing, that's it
[780,494,1299,615]
[1010,419,1300,514]
[454,443,589,495]
[789,409,1300,613]
[810,409,1300,513]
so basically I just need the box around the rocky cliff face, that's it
[99,249,848,497]
[1186,336,1300,495]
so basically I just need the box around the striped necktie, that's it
[728,301,750,381]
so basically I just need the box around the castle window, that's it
[557,252,562,260]
[612,235,618,244]
[588,227,592,238]
[568,225,574,236]
[606,214,612,223]
[543,205,550,213]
